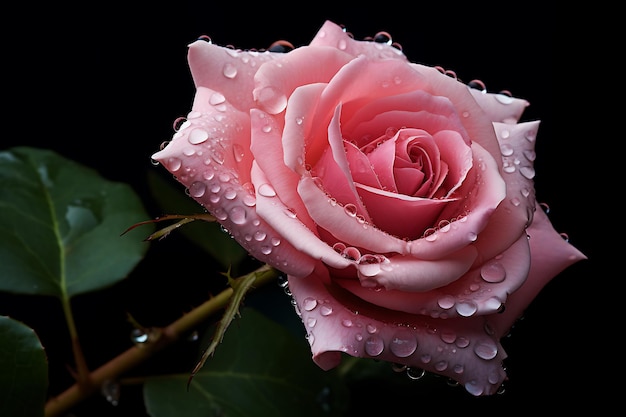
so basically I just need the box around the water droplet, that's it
[390,329,417,357]
[256,86,287,114]
[258,183,276,197]
[500,143,514,156]
[101,379,120,406]
[474,341,498,360]
[406,367,426,380]
[172,116,187,131]
[229,206,247,224]
[302,297,317,311]
[364,335,384,356]
[342,319,353,327]
[373,31,392,45]
[189,181,207,198]
[320,305,333,316]
[480,261,506,283]
[440,331,457,344]
[209,92,226,105]
[437,295,455,309]
[268,40,295,53]
[467,79,486,92]
[307,317,317,328]
[455,301,478,317]
[455,337,470,348]
[284,207,297,218]
[343,203,357,217]
[222,63,237,78]
[434,360,448,371]
[166,157,182,172]
[520,166,535,179]
[464,381,485,396]
[495,94,513,105]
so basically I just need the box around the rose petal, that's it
[343,90,471,149]
[355,245,477,292]
[313,104,370,220]
[251,163,352,272]
[187,41,277,112]
[249,108,316,231]
[305,57,430,168]
[310,20,407,62]
[468,121,541,265]
[253,46,354,115]
[410,64,502,164]
[298,175,409,255]
[354,183,451,239]
[489,205,587,337]
[469,89,530,124]
[407,142,506,259]
[288,265,508,396]
[337,231,531,317]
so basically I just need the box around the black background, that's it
[2,1,598,415]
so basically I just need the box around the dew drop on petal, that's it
[364,335,384,356]
[189,181,207,198]
[455,301,478,317]
[222,63,238,79]
[258,183,276,197]
[389,329,417,358]
[474,341,498,360]
[480,262,506,283]
[229,206,247,225]
[303,297,318,311]
[256,86,287,114]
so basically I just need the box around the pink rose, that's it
[152,20,586,395]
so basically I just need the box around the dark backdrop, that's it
[3,1,597,415]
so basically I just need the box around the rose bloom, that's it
[152,20,586,395]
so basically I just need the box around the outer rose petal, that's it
[469,88,530,124]
[288,264,508,396]
[310,20,407,62]
[489,205,587,337]
[151,91,317,277]
[187,41,278,112]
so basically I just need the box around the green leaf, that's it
[147,169,248,270]
[144,308,349,417]
[0,316,48,417]
[0,147,153,297]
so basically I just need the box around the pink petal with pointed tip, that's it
[489,205,587,337]
[252,46,353,115]
[288,265,507,396]
[187,41,277,112]
[468,121,541,265]
[310,20,408,62]
[468,88,530,124]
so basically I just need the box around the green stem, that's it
[60,294,91,385]
[44,264,280,417]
